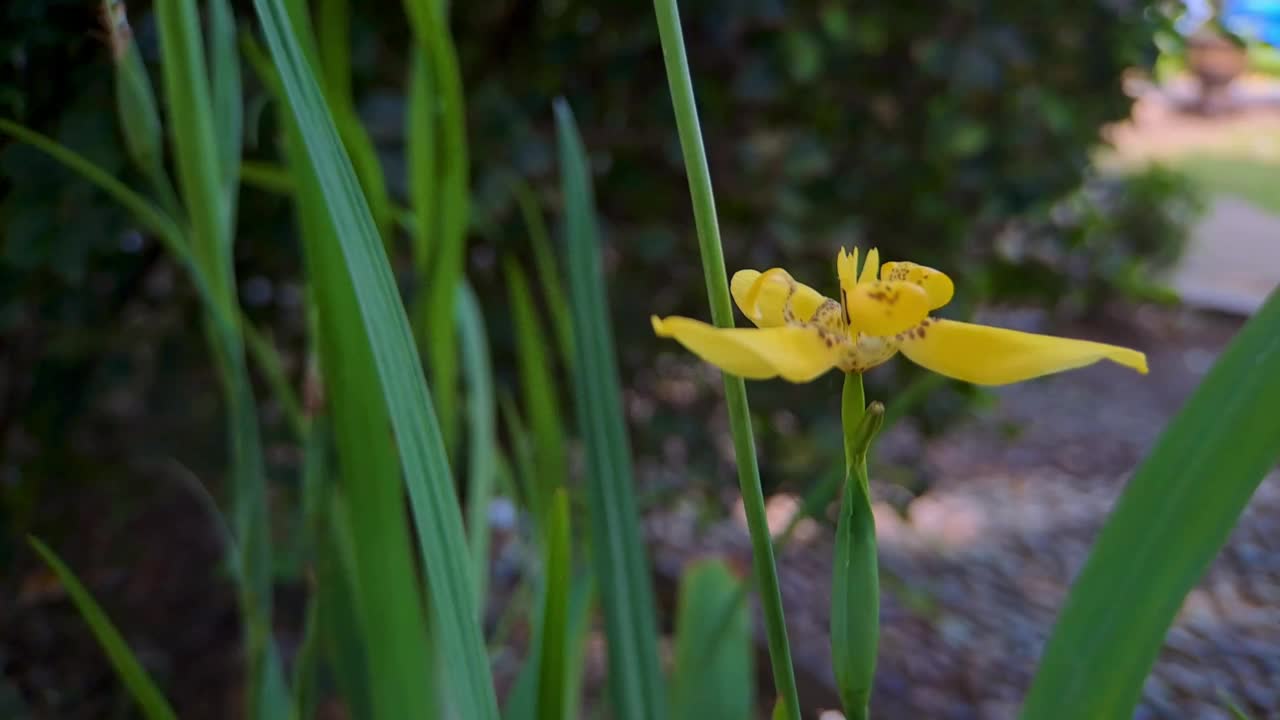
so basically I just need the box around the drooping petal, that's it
[857,247,880,285]
[845,280,930,337]
[730,268,832,328]
[898,318,1149,386]
[652,315,843,382]
[880,261,954,310]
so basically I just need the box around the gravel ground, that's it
[648,304,1279,719]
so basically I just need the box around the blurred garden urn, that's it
[1186,26,1247,114]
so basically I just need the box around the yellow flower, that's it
[651,247,1148,385]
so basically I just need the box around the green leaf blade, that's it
[536,489,573,720]
[556,99,665,720]
[506,261,568,522]
[252,1,498,717]
[458,281,498,613]
[1022,289,1280,719]
[670,560,754,720]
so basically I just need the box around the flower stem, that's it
[650,1,800,717]
[833,373,883,720]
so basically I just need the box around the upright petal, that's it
[837,247,859,290]
[858,247,880,285]
[730,268,832,328]
[838,247,860,322]
[845,280,930,336]
[880,261,954,310]
[652,315,843,382]
[898,318,1149,386]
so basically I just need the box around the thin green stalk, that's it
[649,1,800,716]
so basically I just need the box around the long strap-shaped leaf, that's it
[1022,289,1280,719]
[251,1,499,718]
[557,100,666,720]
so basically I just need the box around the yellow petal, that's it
[651,315,842,382]
[880,261,955,310]
[845,280,930,337]
[898,318,1149,386]
[837,247,859,290]
[837,248,859,320]
[730,268,831,328]
[858,247,880,285]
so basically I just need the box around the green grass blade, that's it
[102,0,181,218]
[505,261,567,524]
[154,0,232,306]
[292,409,327,720]
[1022,289,1280,719]
[556,99,665,720]
[458,281,498,614]
[649,1,800,716]
[285,122,436,720]
[670,560,754,720]
[319,493,376,720]
[560,574,593,720]
[499,392,539,515]
[241,160,296,194]
[208,0,243,204]
[28,538,178,720]
[536,489,573,720]
[407,47,438,280]
[289,595,321,720]
[510,176,574,367]
[253,1,498,716]
[504,600,541,720]
[312,0,393,243]
[0,120,185,253]
[403,0,470,453]
[241,316,306,439]
[505,563,592,720]
[315,0,352,105]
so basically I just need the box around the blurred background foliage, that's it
[0,0,1201,525]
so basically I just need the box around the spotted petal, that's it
[898,318,1149,386]
[881,261,954,310]
[652,315,843,382]
[845,280,930,337]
